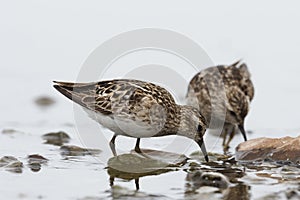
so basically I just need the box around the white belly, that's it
[83,109,160,138]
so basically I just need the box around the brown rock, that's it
[34,96,55,107]
[236,135,300,163]
[271,137,300,162]
[0,156,23,173]
[27,154,48,172]
[42,131,70,146]
[60,145,101,156]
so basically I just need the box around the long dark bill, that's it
[197,139,209,162]
[238,123,248,141]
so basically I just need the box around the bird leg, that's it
[222,123,231,147]
[222,125,229,146]
[134,138,153,159]
[109,135,117,156]
[225,125,236,149]
[223,124,236,153]
[135,178,140,190]
[134,138,142,153]
[223,123,235,153]
[109,176,114,187]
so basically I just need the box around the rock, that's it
[0,156,23,173]
[1,129,20,134]
[185,171,233,199]
[236,136,300,164]
[60,145,101,156]
[255,165,300,182]
[34,96,55,107]
[0,156,18,167]
[109,150,187,174]
[27,154,48,172]
[189,151,234,163]
[185,171,250,199]
[131,149,188,166]
[107,150,187,190]
[223,184,250,200]
[28,162,42,172]
[108,154,173,176]
[28,154,48,162]
[186,171,230,191]
[42,131,70,146]
[188,151,244,184]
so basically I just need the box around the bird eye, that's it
[197,125,202,132]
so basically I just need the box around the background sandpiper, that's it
[186,61,254,150]
[54,79,209,161]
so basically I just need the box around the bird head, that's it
[226,87,250,141]
[178,106,209,161]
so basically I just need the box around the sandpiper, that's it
[186,61,254,150]
[54,79,209,161]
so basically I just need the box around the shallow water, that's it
[1,104,299,200]
[0,74,299,199]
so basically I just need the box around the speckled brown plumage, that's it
[186,61,254,150]
[54,79,209,161]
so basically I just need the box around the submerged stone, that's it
[1,129,22,134]
[189,151,233,163]
[28,154,48,162]
[108,154,171,176]
[223,184,250,200]
[27,154,48,172]
[42,131,70,146]
[60,145,101,156]
[0,156,18,167]
[108,150,187,174]
[186,171,230,191]
[107,150,188,190]
[0,156,23,173]
[236,135,300,164]
[34,96,56,107]
[131,149,188,166]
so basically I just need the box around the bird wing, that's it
[53,81,112,115]
[237,63,255,101]
[53,79,176,118]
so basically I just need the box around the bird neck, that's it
[174,105,197,140]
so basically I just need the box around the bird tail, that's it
[53,81,96,108]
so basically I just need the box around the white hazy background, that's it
[1,0,300,132]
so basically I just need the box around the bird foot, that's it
[134,146,142,154]
[223,144,230,154]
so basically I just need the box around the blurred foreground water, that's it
[0,92,299,199]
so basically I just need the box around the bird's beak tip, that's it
[238,123,248,141]
[197,139,209,162]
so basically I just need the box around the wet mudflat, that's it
[0,90,299,200]
[1,121,300,200]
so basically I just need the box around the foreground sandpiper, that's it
[186,61,254,149]
[54,79,209,161]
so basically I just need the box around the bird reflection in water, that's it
[106,149,188,190]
